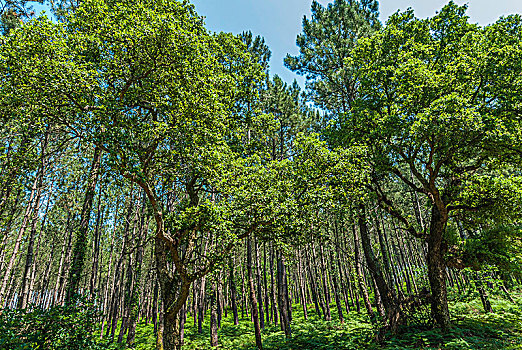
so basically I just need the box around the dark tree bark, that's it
[304,247,322,318]
[427,204,451,330]
[89,191,104,296]
[358,205,401,330]
[210,281,219,348]
[277,251,291,338]
[229,257,240,325]
[319,245,332,321]
[127,195,148,346]
[352,224,374,320]
[247,236,263,349]
[65,146,102,304]
[328,249,343,323]
[255,239,265,330]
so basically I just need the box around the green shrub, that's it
[0,299,104,350]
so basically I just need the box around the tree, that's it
[1,0,304,348]
[285,0,380,113]
[342,3,522,329]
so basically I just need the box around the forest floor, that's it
[111,293,522,350]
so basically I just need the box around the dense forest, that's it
[0,0,522,349]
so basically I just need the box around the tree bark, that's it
[65,146,102,304]
[427,204,451,330]
[229,257,239,325]
[358,205,401,330]
[352,224,374,320]
[247,236,263,350]
[210,281,219,348]
[277,251,291,338]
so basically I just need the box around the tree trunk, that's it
[277,251,291,338]
[319,245,332,321]
[475,273,493,313]
[358,205,401,330]
[210,281,219,348]
[328,249,343,323]
[0,167,42,305]
[89,192,104,296]
[127,197,148,346]
[255,239,265,330]
[65,146,102,304]
[247,236,263,349]
[352,224,374,320]
[18,165,47,309]
[427,204,451,330]
[229,257,239,325]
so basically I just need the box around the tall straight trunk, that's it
[352,224,374,320]
[0,188,22,275]
[310,245,327,318]
[107,201,132,340]
[153,277,159,336]
[229,257,239,325]
[269,243,277,325]
[197,276,206,334]
[52,211,73,306]
[304,247,322,318]
[319,245,332,321]
[358,205,401,330]
[375,214,393,287]
[0,168,42,305]
[297,251,308,320]
[119,198,140,343]
[89,192,104,296]
[210,281,218,348]
[127,197,148,346]
[276,251,291,338]
[254,239,265,330]
[247,236,263,349]
[100,205,118,339]
[427,204,451,330]
[18,165,48,309]
[40,220,57,307]
[0,135,29,220]
[333,220,351,315]
[391,222,413,295]
[382,218,403,298]
[328,249,343,323]
[263,244,270,324]
[65,146,102,304]
[217,279,223,329]
[394,222,417,295]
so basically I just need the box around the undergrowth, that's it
[103,293,522,350]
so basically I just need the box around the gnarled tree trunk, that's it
[427,204,450,330]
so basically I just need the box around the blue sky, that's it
[191,0,522,86]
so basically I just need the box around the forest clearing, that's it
[0,0,522,349]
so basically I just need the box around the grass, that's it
[111,292,522,350]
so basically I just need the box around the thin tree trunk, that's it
[358,205,401,330]
[352,224,374,320]
[210,280,218,348]
[0,169,41,305]
[247,236,263,349]
[229,257,239,325]
[18,166,48,309]
[65,146,102,304]
[255,239,265,330]
[277,251,291,338]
